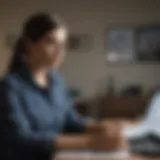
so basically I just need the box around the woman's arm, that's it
[55,131,127,151]
[57,111,125,151]
[55,135,89,150]
[4,86,92,153]
[4,88,56,155]
[63,108,112,134]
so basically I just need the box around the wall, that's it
[0,0,160,97]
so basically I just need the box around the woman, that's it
[0,12,122,160]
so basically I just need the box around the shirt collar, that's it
[17,65,57,91]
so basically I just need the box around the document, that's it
[123,92,160,139]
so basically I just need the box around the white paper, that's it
[56,150,129,160]
[123,92,160,139]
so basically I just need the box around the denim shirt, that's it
[0,67,87,160]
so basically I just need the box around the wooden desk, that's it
[55,154,160,160]
[55,151,129,160]
[55,119,160,160]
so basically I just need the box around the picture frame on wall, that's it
[136,25,160,63]
[106,25,160,64]
[106,27,136,64]
[67,34,92,52]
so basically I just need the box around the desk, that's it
[54,119,160,160]
[130,155,160,160]
[55,151,129,160]
[55,153,160,160]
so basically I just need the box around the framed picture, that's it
[68,34,92,52]
[106,25,160,64]
[136,25,160,63]
[106,27,136,64]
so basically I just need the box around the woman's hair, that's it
[8,12,63,73]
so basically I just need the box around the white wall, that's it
[0,0,160,96]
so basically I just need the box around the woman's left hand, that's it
[102,120,122,138]
[85,120,122,137]
[86,120,128,150]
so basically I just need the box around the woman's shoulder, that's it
[0,74,18,100]
[0,74,23,110]
[1,72,23,92]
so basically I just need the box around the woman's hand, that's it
[86,120,122,136]
[87,120,128,150]
[89,130,127,151]
[89,132,117,150]
[102,121,122,138]
[55,121,127,151]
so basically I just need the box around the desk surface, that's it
[55,154,160,160]
[55,119,160,160]
[55,151,129,160]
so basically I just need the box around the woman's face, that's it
[29,27,67,69]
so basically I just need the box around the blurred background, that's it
[0,0,160,119]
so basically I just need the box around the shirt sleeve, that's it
[4,87,57,156]
[63,106,88,133]
[53,72,90,133]
[63,88,89,133]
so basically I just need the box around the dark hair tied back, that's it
[8,12,62,73]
